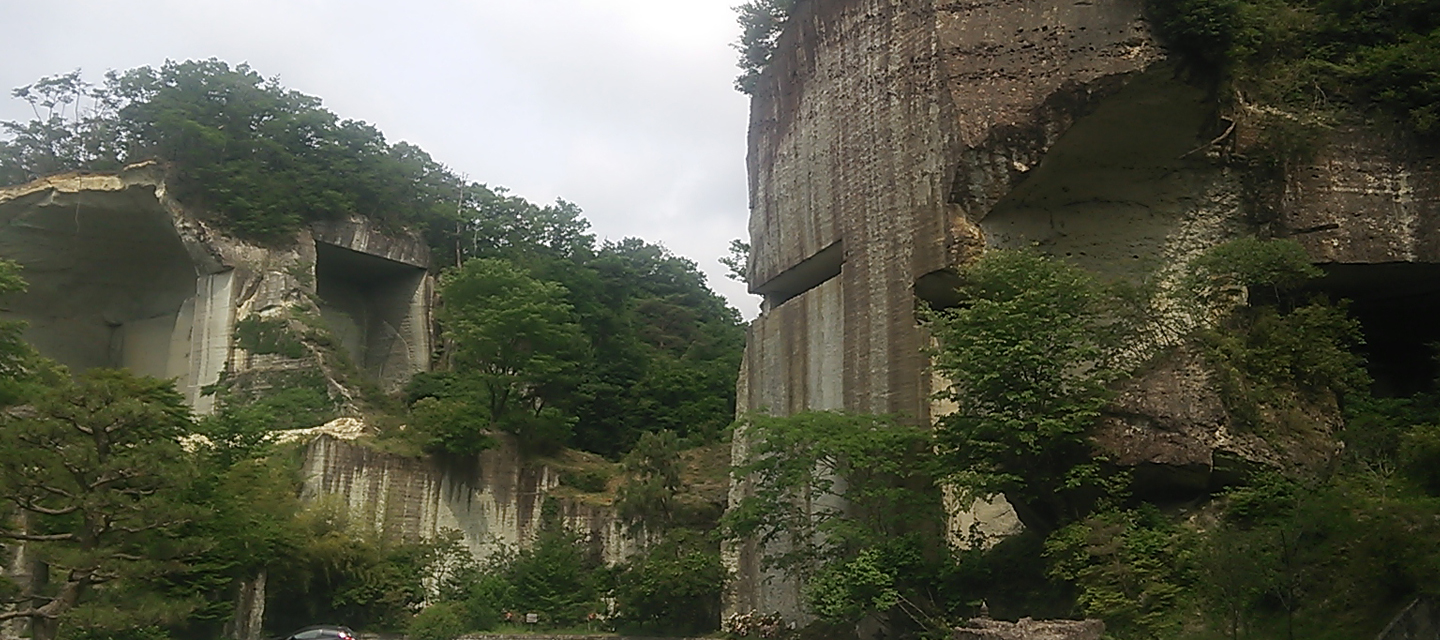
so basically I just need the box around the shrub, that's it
[409,602,468,640]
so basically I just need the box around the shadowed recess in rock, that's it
[1311,263,1440,397]
[315,240,427,392]
[0,185,198,378]
[981,65,1211,281]
[752,240,842,310]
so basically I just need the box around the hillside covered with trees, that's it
[0,60,743,639]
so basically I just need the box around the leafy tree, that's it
[263,500,439,633]
[502,523,602,627]
[734,0,797,93]
[616,430,683,533]
[1147,0,1440,136]
[720,238,750,282]
[612,529,726,635]
[0,369,200,640]
[1187,238,1368,432]
[567,239,745,456]
[1,61,466,240]
[1045,507,1198,640]
[723,411,945,630]
[926,249,1130,532]
[408,601,467,640]
[435,257,588,453]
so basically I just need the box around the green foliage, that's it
[211,369,338,432]
[435,257,587,453]
[723,412,940,574]
[733,0,797,93]
[612,529,727,635]
[503,524,602,626]
[1147,0,1440,136]
[1045,507,1198,640]
[937,532,1075,622]
[1188,238,1368,432]
[233,316,307,359]
[437,512,603,630]
[1,61,470,239]
[616,429,683,532]
[720,238,750,281]
[806,548,903,624]
[0,369,201,640]
[1189,472,1440,640]
[264,501,443,633]
[1401,424,1440,494]
[1185,236,1322,298]
[409,601,468,640]
[927,249,1131,530]
[565,238,746,456]
[559,467,611,493]
[723,411,946,630]
[408,395,497,456]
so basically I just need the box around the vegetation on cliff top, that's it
[735,0,1440,138]
[733,0,796,94]
[0,61,746,460]
[1151,0,1440,135]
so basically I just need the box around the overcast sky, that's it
[0,0,761,317]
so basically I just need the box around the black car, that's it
[281,625,357,640]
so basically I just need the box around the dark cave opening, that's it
[314,240,427,391]
[1310,263,1440,398]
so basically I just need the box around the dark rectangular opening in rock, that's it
[1311,263,1440,398]
[314,240,426,391]
[753,240,843,309]
[915,268,965,311]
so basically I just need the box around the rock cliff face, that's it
[734,0,1183,616]
[303,435,636,566]
[0,162,433,409]
[0,164,635,637]
[733,0,1440,619]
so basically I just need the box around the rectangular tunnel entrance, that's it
[314,240,428,392]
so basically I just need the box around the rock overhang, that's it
[0,162,433,411]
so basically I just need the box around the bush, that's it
[612,529,726,635]
[409,602,468,640]
[926,249,1131,530]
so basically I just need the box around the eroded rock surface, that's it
[730,0,1440,619]
[303,435,637,565]
[952,618,1104,640]
[732,0,1182,617]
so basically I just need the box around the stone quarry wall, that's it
[303,435,636,566]
[732,0,1440,620]
[0,162,434,411]
[732,0,1184,617]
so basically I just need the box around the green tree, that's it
[927,249,1128,531]
[264,501,438,633]
[436,258,588,453]
[612,529,726,635]
[616,430,683,533]
[734,0,797,93]
[0,369,200,640]
[723,412,944,630]
[719,238,750,282]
